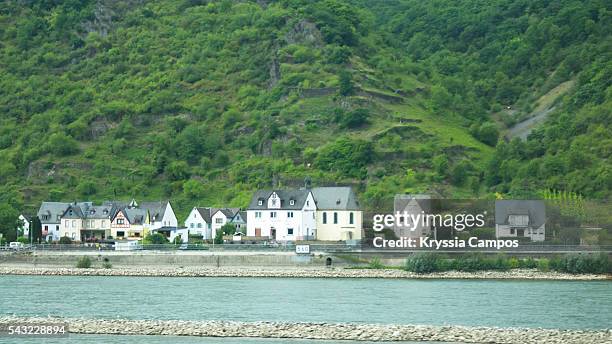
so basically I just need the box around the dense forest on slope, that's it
[0,0,610,226]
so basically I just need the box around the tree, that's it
[30,217,42,243]
[46,133,79,156]
[214,223,236,244]
[166,161,190,181]
[0,202,19,243]
[340,108,369,128]
[338,70,354,96]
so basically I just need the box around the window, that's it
[258,200,263,206]
[271,199,277,206]
[117,231,125,237]
[255,212,262,218]
[55,225,59,231]
[117,218,124,225]
[216,218,223,224]
[197,223,202,228]
[289,199,295,205]
[306,201,309,206]
[510,228,515,235]
[71,233,75,239]
[270,212,277,218]
[65,220,69,228]
[288,211,294,218]
[333,212,338,224]
[287,228,294,235]
[190,223,195,228]
[322,212,327,224]
[72,220,76,227]
[349,212,354,224]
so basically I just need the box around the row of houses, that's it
[33,186,363,243]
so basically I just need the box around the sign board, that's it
[295,244,310,254]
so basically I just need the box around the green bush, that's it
[59,236,73,244]
[16,236,29,244]
[76,256,91,268]
[102,261,112,269]
[404,252,441,273]
[537,258,550,272]
[143,233,169,245]
[519,257,538,269]
[368,257,384,269]
[552,254,610,274]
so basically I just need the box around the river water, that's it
[0,275,610,343]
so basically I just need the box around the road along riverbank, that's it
[0,316,609,343]
[0,266,608,280]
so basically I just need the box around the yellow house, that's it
[312,187,363,241]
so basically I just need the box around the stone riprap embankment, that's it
[0,316,610,343]
[0,266,608,280]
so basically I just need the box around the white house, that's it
[312,187,363,242]
[185,207,243,240]
[185,207,214,239]
[393,194,432,241]
[495,200,546,242]
[247,190,317,241]
[18,214,31,237]
[37,202,71,241]
[140,201,178,230]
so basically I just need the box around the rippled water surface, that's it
[1,275,610,330]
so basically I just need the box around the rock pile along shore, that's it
[0,266,607,280]
[0,316,610,343]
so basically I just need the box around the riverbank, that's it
[1,316,610,343]
[0,266,608,280]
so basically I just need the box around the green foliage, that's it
[315,137,373,178]
[549,254,610,274]
[102,261,112,269]
[0,0,608,214]
[16,236,28,244]
[76,256,92,269]
[0,203,20,243]
[143,233,169,245]
[59,236,73,244]
[368,256,384,269]
[46,133,79,156]
[404,252,441,273]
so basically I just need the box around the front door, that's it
[255,228,261,237]
[271,228,276,239]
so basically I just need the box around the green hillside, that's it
[0,0,610,223]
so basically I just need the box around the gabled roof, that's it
[139,201,169,222]
[195,207,213,223]
[247,190,312,210]
[37,202,71,223]
[123,208,147,225]
[495,200,546,227]
[62,202,117,220]
[213,207,240,218]
[312,187,360,210]
[394,194,431,213]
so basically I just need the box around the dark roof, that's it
[37,202,72,223]
[214,207,240,218]
[139,201,169,222]
[495,200,546,227]
[195,207,213,223]
[394,194,431,213]
[62,202,118,220]
[311,187,360,210]
[123,208,147,225]
[247,190,312,210]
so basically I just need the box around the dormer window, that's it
[103,209,108,215]
[90,210,95,215]
[258,200,263,206]
[271,199,277,206]
[336,199,341,205]
[289,199,295,206]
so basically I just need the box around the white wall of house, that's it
[169,228,189,243]
[185,208,212,239]
[211,211,229,238]
[18,215,30,237]
[59,219,84,241]
[496,223,545,242]
[42,222,61,241]
[247,192,317,241]
[152,202,178,230]
[316,210,362,241]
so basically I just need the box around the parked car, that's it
[9,242,25,250]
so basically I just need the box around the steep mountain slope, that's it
[0,0,609,223]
